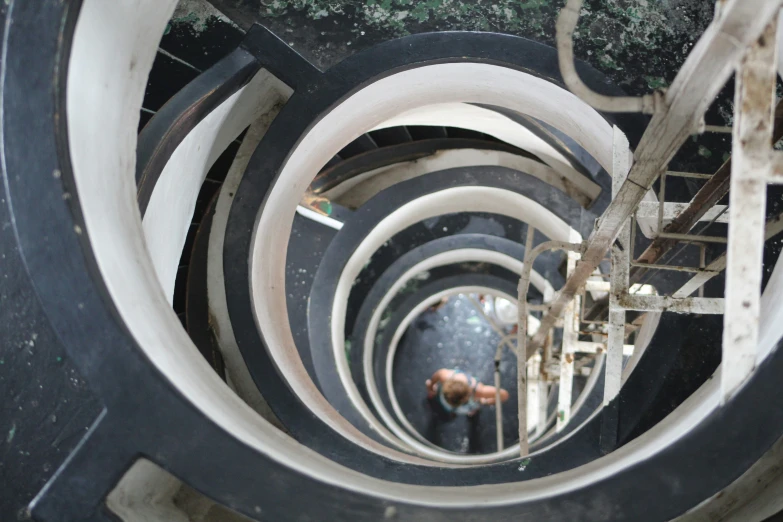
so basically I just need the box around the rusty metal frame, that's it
[606,127,632,414]
[530,0,783,355]
[636,201,729,224]
[509,0,783,461]
[617,294,725,314]
[672,211,783,298]
[527,352,543,446]
[556,0,662,114]
[655,231,728,244]
[604,121,726,364]
[556,250,581,433]
[654,169,730,245]
[702,124,733,134]
[665,171,715,180]
[722,20,779,401]
[517,229,585,456]
[632,204,729,277]
[573,341,634,356]
[632,101,783,284]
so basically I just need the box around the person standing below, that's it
[426,368,509,417]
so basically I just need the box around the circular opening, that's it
[60,3,783,513]
[249,66,614,460]
[387,291,548,455]
[352,240,557,462]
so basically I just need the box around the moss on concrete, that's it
[205,0,734,172]
[241,0,713,95]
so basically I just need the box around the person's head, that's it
[442,379,471,407]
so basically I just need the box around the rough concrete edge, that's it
[172,0,240,31]
[674,433,783,522]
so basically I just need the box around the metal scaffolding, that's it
[514,0,783,457]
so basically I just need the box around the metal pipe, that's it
[635,202,730,224]
[467,295,515,452]
[629,213,637,266]
[468,295,523,452]
[518,237,584,452]
[557,252,581,432]
[666,171,715,179]
[492,330,519,452]
[657,170,667,236]
[494,359,503,451]
[605,126,631,429]
[618,294,725,314]
[656,232,728,244]
[526,352,542,445]
[517,225,536,457]
[539,330,552,436]
[556,0,660,114]
[629,261,716,273]
[525,235,587,355]
[702,125,733,134]
[531,0,782,354]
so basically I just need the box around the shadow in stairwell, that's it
[392,295,518,454]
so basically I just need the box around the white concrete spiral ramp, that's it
[3,1,783,521]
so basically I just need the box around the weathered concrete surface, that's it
[196,0,735,181]
[207,0,714,96]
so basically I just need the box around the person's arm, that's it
[425,369,450,398]
[474,383,509,405]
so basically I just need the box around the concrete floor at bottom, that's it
[393,294,520,454]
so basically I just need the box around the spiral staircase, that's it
[4,1,783,521]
